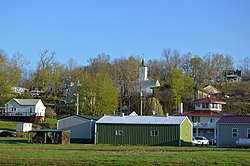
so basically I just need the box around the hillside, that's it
[210,82,250,115]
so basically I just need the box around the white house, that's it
[5,99,46,122]
[181,96,235,143]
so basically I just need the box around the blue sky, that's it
[1,0,249,69]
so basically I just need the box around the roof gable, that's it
[96,115,187,125]
[217,116,250,124]
[202,85,221,94]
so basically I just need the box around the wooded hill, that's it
[1,49,250,116]
[203,82,250,115]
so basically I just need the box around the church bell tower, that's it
[139,58,148,82]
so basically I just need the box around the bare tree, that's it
[111,56,140,108]
[181,52,192,73]
[239,56,250,77]
[32,49,57,90]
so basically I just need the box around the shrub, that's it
[45,107,57,118]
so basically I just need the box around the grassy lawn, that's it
[0,138,250,166]
[0,118,57,131]
[0,119,16,131]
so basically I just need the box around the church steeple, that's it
[139,58,148,81]
[141,58,146,67]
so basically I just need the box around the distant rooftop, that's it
[202,85,221,94]
[58,114,100,121]
[12,99,41,106]
[217,116,250,124]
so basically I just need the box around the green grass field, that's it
[0,138,250,166]
[0,119,16,131]
[0,118,57,131]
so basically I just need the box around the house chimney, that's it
[121,113,125,117]
[178,103,183,114]
[166,113,169,117]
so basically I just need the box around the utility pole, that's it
[76,79,81,115]
[140,92,143,116]
[76,92,79,115]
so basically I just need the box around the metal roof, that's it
[58,114,99,121]
[182,110,236,117]
[192,97,226,104]
[202,85,221,94]
[13,99,41,106]
[217,116,250,124]
[139,80,160,88]
[96,115,187,125]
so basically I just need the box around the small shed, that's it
[28,129,70,144]
[16,122,32,132]
[95,115,192,146]
[57,115,98,143]
[217,116,250,147]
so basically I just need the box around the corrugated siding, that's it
[58,117,93,139]
[218,124,250,147]
[96,124,180,145]
[180,118,192,145]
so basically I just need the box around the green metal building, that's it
[95,115,192,146]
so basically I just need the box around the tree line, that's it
[0,48,249,116]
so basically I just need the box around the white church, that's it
[138,59,160,97]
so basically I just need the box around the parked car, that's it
[192,136,209,146]
[0,131,16,137]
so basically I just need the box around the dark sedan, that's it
[0,131,16,137]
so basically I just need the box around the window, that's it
[232,128,238,138]
[247,128,250,139]
[202,103,209,108]
[115,130,124,136]
[212,104,218,109]
[150,130,159,136]
[192,116,200,122]
[30,107,32,113]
